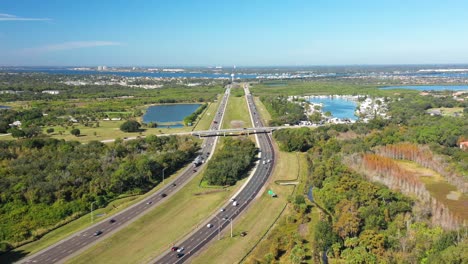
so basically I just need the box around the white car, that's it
[177,247,184,253]
[220,208,225,212]
[207,223,214,228]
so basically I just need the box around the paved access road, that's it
[19,88,231,264]
[154,84,276,264]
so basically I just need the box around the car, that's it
[109,219,116,223]
[193,169,197,172]
[240,231,247,237]
[220,208,225,212]
[172,183,177,187]
[207,223,213,228]
[233,201,239,206]
[230,198,236,202]
[222,217,228,220]
[177,247,184,252]
[176,253,184,258]
[171,246,178,252]
[146,201,152,205]
[93,230,103,236]
[161,193,167,198]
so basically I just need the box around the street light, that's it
[90,201,97,224]
[214,215,221,240]
[162,167,167,185]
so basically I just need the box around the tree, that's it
[46,128,54,134]
[8,127,23,138]
[333,199,361,239]
[70,128,81,137]
[120,120,141,132]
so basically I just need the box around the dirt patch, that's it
[298,223,309,237]
[230,120,245,129]
[447,191,461,201]
[194,189,226,196]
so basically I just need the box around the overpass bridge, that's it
[191,126,284,137]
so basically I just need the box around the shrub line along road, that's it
[153,83,276,264]
[18,86,232,264]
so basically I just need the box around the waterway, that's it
[0,106,11,109]
[142,104,201,128]
[381,85,468,91]
[308,97,357,120]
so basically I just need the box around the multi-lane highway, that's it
[154,84,276,264]
[19,87,232,264]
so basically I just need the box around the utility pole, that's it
[90,201,97,223]
[162,167,167,185]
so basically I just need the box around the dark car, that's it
[161,193,167,198]
[109,219,116,223]
[93,230,103,236]
[171,246,178,252]
[172,183,177,187]
[176,253,184,258]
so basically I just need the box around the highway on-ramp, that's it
[19,87,232,264]
[154,84,276,264]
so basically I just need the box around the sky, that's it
[1,0,468,66]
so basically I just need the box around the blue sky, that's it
[1,0,468,66]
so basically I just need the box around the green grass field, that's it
[66,167,243,264]
[192,97,221,131]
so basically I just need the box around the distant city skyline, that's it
[1,0,468,66]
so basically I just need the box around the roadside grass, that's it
[222,97,252,129]
[253,97,272,125]
[0,166,188,263]
[191,151,304,264]
[192,97,220,131]
[66,167,241,264]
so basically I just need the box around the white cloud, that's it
[22,41,122,54]
[0,13,51,21]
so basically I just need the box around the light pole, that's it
[214,216,221,240]
[90,201,97,223]
[230,218,233,238]
[162,167,167,185]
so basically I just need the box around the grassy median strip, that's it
[66,169,242,264]
[191,151,306,264]
[222,96,252,129]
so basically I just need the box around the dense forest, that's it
[0,135,200,251]
[203,138,257,186]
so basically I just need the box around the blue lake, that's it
[308,97,357,120]
[142,104,201,127]
[0,106,11,109]
[381,85,468,91]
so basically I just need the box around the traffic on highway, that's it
[154,84,276,264]
[19,87,232,264]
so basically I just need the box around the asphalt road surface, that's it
[154,84,276,264]
[19,87,232,264]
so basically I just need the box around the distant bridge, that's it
[191,127,281,137]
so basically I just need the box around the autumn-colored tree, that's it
[333,199,361,239]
